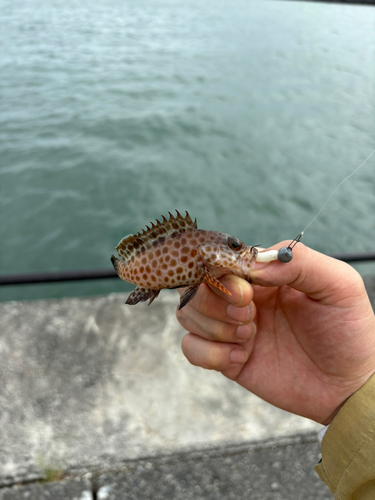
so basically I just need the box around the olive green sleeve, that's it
[314,373,375,500]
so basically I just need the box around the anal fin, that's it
[126,287,161,306]
[203,270,231,296]
[178,284,200,310]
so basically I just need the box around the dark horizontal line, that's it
[0,268,118,285]
[330,252,375,262]
[1,252,374,286]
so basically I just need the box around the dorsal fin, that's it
[116,210,197,263]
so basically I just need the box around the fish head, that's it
[199,233,258,281]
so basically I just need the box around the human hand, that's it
[176,242,375,425]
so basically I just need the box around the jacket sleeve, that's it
[314,373,375,500]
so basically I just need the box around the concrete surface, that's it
[0,435,331,500]
[93,434,332,500]
[0,478,93,500]
[0,276,374,498]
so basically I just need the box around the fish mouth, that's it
[238,247,258,280]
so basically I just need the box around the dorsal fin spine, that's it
[116,211,198,263]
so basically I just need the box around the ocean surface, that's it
[1,0,375,302]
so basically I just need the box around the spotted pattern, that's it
[111,211,257,305]
[116,210,197,264]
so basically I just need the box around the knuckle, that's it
[180,334,191,357]
[207,325,236,343]
[350,270,366,293]
[215,323,237,342]
[206,345,224,370]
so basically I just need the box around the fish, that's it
[111,210,258,310]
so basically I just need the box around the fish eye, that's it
[228,237,243,252]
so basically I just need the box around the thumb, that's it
[249,241,363,305]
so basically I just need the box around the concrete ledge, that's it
[0,276,374,489]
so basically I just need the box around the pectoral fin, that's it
[126,287,160,306]
[203,269,231,296]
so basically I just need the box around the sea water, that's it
[1,0,374,301]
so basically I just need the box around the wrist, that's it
[321,398,351,426]
[321,369,375,425]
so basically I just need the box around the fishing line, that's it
[300,148,375,237]
[276,148,375,262]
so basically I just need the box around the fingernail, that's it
[229,348,249,364]
[227,303,253,323]
[236,323,256,340]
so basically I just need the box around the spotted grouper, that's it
[111,210,260,310]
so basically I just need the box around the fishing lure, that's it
[111,211,286,310]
